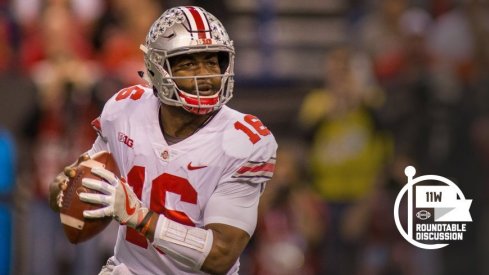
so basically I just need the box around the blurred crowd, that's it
[0,0,488,274]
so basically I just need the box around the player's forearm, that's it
[139,211,212,271]
[141,212,244,274]
[200,224,248,275]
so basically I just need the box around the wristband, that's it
[140,213,155,237]
[136,210,154,232]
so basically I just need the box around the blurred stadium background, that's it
[0,0,488,274]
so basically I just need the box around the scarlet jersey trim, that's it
[91,117,102,131]
[233,157,276,180]
[91,117,107,142]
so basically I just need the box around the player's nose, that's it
[194,62,213,76]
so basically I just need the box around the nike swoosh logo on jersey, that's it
[120,181,136,215]
[187,162,208,170]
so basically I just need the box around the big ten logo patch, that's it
[118,132,134,148]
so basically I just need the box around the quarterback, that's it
[49,6,277,275]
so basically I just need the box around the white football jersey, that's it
[88,85,277,274]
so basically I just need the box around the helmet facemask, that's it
[141,6,235,115]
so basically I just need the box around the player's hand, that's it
[49,154,90,211]
[78,167,149,229]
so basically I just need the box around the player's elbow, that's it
[203,264,234,275]
[201,224,251,274]
[201,245,238,275]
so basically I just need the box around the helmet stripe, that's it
[183,6,209,39]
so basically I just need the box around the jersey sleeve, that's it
[224,133,277,185]
[208,141,275,235]
[86,115,109,157]
[203,180,264,236]
[219,111,278,186]
[90,116,107,142]
[202,113,277,235]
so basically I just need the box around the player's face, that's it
[170,52,222,96]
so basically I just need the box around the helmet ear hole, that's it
[217,52,229,73]
[167,56,179,72]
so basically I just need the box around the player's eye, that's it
[205,56,220,69]
[206,60,218,67]
[180,62,195,68]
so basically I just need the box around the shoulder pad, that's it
[91,117,107,142]
[221,113,278,184]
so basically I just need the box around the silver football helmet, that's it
[141,6,235,115]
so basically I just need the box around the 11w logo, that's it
[394,166,472,249]
[426,191,442,202]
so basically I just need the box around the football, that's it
[59,151,120,244]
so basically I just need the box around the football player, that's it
[49,6,277,275]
